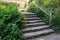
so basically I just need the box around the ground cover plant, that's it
[0,2,25,40]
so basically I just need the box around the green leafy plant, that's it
[0,2,25,40]
[28,0,60,32]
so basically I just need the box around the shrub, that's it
[42,7,60,32]
[29,2,60,32]
[52,13,60,32]
[28,4,37,13]
[0,2,25,40]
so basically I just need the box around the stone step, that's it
[26,18,40,21]
[26,22,46,25]
[23,12,35,15]
[26,15,38,18]
[21,12,54,39]
[24,29,54,38]
[26,17,40,19]
[22,12,35,15]
[26,22,46,27]
[22,25,49,33]
[26,15,38,17]
[26,19,41,21]
[24,20,43,23]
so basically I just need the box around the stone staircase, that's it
[22,12,54,39]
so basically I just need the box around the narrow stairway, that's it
[22,12,54,39]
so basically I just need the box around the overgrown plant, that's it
[0,2,25,40]
[29,0,60,32]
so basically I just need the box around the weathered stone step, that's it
[26,15,37,17]
[26,22,47,27]
[21,12,54,39]
[26,15,38,18]
[24,29,54,38]
[24,20,43,23]
[22,25,49,33]
[26,18,40,21]
[27,19,41,21]
[23,12,35,15]
[26,22,46,25]
[21,12,34,15]
[26,17,40,19]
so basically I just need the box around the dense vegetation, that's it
[28,0,60,32]
[0,2,25,40]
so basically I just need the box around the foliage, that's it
[0,2,25,40]
[28,0,60,32]
[52,13,60,32]
[29,6,37,13]
[40,0,60,32]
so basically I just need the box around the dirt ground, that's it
[27,33,60,40]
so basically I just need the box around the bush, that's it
[52,13,60,32]
[0,2,25,40]
[30,0,60,31]
[29,5,36,12]
[42,7,60,32]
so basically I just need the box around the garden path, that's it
[27,33,60,40]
